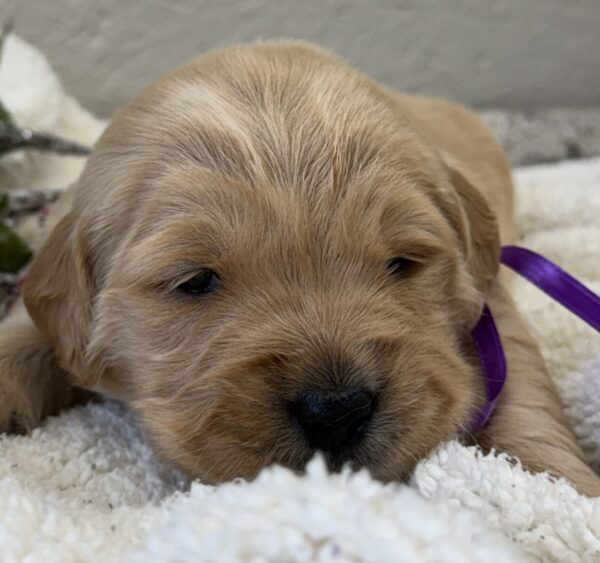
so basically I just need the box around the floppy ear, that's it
[23,211,100,388]
[427,157,501,331]
[444,162,501,297]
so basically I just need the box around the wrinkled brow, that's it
[114,217,226,290]
[378,202,453,259]
[332,182,455,261]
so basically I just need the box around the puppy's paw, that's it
[0,369,47,435]
[0,305,69,436]
[0,389,40,436]
[3,412,30,435]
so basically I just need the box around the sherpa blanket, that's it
[1,35,600,563]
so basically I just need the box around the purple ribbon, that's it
[501,246,600,332]
[469,305,506,433]
[469,245,600,434]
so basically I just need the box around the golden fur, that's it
[1,41,599,494]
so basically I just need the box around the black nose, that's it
[291,388,375,452]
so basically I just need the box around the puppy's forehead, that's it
[111,43,442,194]
[91,44,454,263]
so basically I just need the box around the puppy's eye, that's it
[177,270,220,295]
[387,257,418,277]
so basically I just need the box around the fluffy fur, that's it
[1,41,599,494]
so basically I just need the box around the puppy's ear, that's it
[429,158,500,325]
[444,162,500,296]
[23,212,99,388]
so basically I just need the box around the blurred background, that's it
[2,0,599,117]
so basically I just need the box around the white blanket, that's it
[2,35,600,563]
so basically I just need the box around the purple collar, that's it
[469,245,600,434]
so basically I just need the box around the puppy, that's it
[1,41,599,495]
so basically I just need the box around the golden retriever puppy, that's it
[1,41,599,495]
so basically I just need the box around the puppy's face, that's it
[24,42,499,484]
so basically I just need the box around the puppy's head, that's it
[24,42,499,484]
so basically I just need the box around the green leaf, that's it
[0,101,12,126]
[0,223,32,273]
[0,192,8,219]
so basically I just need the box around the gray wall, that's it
[3,0,600,117]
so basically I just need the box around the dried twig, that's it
[0,272,18,288]
[0,123,90,156]
[0,22,84,306]
[6,188,61,214]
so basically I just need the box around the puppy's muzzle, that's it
[290,387,375,455]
